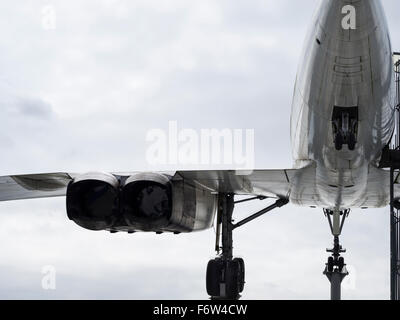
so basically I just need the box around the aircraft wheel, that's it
[225,260,241,299]
[233,258,245,293]
[327,257,334,272]
[206,259,223,297]
[348,134,356,151]
[338,257,345,272]
[335,132,344,151]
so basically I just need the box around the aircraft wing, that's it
[2,168,399,206]
[0,169,296,202]
[172,169,295,199]
[0,173,75,201]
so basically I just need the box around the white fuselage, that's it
[290,0,395,210]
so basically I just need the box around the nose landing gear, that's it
[323,209,350,300]
[332,106,358,151]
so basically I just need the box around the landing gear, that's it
[348,133,356,151]
[332,106,358,151]
[206,194,242,299]
[323,209,349,300]
[207,259,242,299]
[234,258,245,293]
[206,194,288,300]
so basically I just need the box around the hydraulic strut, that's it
[323,209,349,300]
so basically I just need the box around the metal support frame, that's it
[389,53,400,300]
[378,53,400,300]
[390,168,400,300]
[325,269,348,300]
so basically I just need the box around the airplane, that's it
[0,0,398,300]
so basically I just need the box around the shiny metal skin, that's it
[290,0,395,209]
[122,172,218,232]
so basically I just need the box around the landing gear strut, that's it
[323,209,349,300]
[206,194,288,299]
[206,194,241,300]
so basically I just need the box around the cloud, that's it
[16,97,53,118]
[0,83,53,117]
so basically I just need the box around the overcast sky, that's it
[0,0,399,299]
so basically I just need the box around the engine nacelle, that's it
[120,173,172,231]
[66,172,119,231]
[121,173,217,232]
[66,172,218,233]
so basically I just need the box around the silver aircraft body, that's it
[290,0,395,210]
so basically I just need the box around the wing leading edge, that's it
[0,173,74,201]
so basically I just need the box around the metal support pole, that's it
[324,258,349,300]
[232,198,288,230]
[390,53,400,300]
[390,167,396,300]
[390,168,400,300]
[325,270,348,300]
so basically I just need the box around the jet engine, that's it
[66,172,119,231]
[66,172,218,233]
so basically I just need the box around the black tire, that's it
[225,260,241,299]
[327,257,334,272]
[233,258,245,293]
[335,132,344,151]
[348,133,356,151]
[338,257,345,271]
[206,259,223,297]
